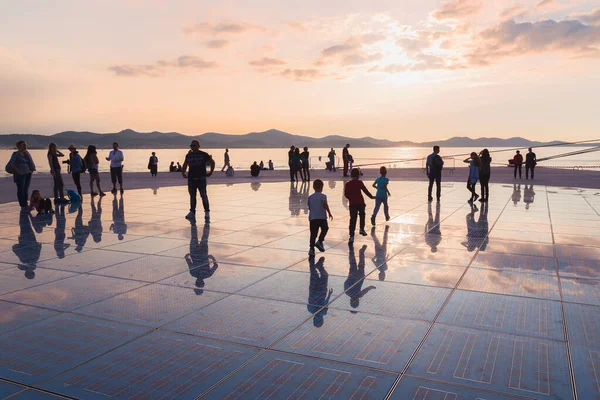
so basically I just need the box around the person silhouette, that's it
[109,193,127,240]
[371,226,389,281]
[523,184,536,210]
[512,183,522,206]
[307,256,333,327]
[89,196,103,244]
[53,204,70,258]
[425,202,442,252]
[344,244,376,311]
[186,224,217,295]
[13,212,42,279]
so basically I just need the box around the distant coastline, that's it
[0,128,592,150]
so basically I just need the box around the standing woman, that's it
[301,146,310,182]
[68,144,85,197]
[463,152,481,203]
[293,147,303,182]
[48,143,67,203]
[84,145,105,196]
[479,149,492,202]
[6,141,36,211]
[148,152,158,177]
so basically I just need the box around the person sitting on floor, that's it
[250,161,261,177]
[169,161,176,172]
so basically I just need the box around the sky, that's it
[1,0,599,141]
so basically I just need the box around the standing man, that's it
[525,147,537,180]
[426,145,444,202]
[148,152,158,177]
[221,148,230,172]
[513,150,523,179]
[288,146,296,182]
[106,142,124,194]
[182,140,215,224]
[342,143,351,177]
[68,144,85,197]
[327,148,336,171]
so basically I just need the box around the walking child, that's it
[344,168,375,243]
[307,179,333,256]
[371,166,391,225]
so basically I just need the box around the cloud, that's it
[288,21,308,32]
[109,55,217,77]
[249,57,287,67]
[535,0,557,9]
[358,33,387,45]
[431,0,483,21]
[321,43,360,57]
[499,5,531,20]
[571,8,600,26]
[183,21,265,36]
[205,39,229,49]
[468,19,600,65]
[340,52,383,66]
[372,53,464,73]
[396,37,431,55]
[280,68,325,82]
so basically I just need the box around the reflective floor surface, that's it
[1,180,599,399]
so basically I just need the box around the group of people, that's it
[425,146,537,204]
[288,146,311,182]
[325,144,354,176]
[6,141,125,213]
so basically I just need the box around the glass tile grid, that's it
[0,181,598,399]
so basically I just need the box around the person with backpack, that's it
[6,141,36,211]
[526,147,537,179]
[426,145,444,202]
[68,144,86,197]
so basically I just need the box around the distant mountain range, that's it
[0,128,583,149]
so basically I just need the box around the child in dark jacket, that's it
[344,168,374,243]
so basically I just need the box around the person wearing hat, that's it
[68,144,86,197]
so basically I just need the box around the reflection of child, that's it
[28,190,53,214]
[345,245,376,310]
[307,257,333,327]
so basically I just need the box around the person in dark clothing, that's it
[344,168,374,243]
[526,148,537,179]
[169,161,176,172]
[250,161,261,177]
[307,256,333,327]
[292,148,302,182]
[479,148,492,202]
[13,212,42,279]
[327,148,336,172]
[48,143,67,203]
[182,140,215,224]
[513,150,523,179]
[186,224,217,295]
[425,201,442,252]
[344,244,376,310]
[148,152,158,177]
[68,144,86,197]
[301,147,310,181]
[7,141,36,211]
[288,146,296,182]
[426,145,444,202]
[342,144,351,177]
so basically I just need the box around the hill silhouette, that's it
[0,128,571,149]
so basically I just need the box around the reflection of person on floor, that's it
[300,180,310,216]
[512,183,521,206]
[13,212,42,279]
[251,182,261,192]
[186,224,217,295]
[307,257,333,327]
[89,197,103,244]
[425,202,441,252]
[478,201,489,251]
[462,203,480,252]
[344,244,376,310]
[523,184,536,210]
[53,204,70,258]
[71,205,89,252]
[109,194,127,240]
[328,180,336,190]
[289,182,301,217]
[371,226,389,281]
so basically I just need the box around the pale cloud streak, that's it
[249,57,287,67]
[183,21,266,36]
[499,4,531,20]
[205,39,230,49]
[431,0,483,21]
[571,8,600,25]
[109,55,217,77]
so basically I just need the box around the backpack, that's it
[67,189,81,203]
[5,152,17,174]
[433,155,444,170]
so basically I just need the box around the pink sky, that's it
[1,0,599,141]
